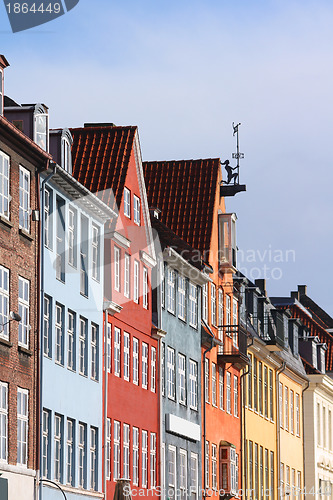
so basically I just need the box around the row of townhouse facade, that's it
[1,53,333,500]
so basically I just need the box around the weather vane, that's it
[220,123,246,197]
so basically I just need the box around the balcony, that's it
[218,213,237,272]
[217,324,250,368]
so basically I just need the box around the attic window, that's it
[0,69,3,116]
[61,137,72,173]
[124,188,131,218]
[34,112,48,151]
[134,195,140,225]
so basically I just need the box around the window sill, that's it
[80,292,88,298]
[0,216,12,229]
[54,361,64,367]
[0,337,12,348]
[19,228,33,241]
[18,345,32,356]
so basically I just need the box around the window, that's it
[44,188,52,249]
[285,386,289,431]
[178,276,186,321]
[19,165,30,231]
[142,342,148,389]
[280,462,284,498]
[189,283,198,328]
[55,304,64,365]
[178,354,186,405]
[258,361,263,414]
[167,268,176,314]
[269,369,274,420]
[218,288,224,352]
[80,215,89,296]
[43,296,51,357]
[134,195,140,225]
[133,427,139,486]
[226,295,231,336]
[260,447,264,498]
[61,137,71,173]
[219,367,224,410]
[255,444,259,498]
[190,453,198,500]
[253,358,258,412]
[205,359,210,403]
[286,466,290,497]
[124,332,130,381]
[167,347,175,400]
[142,430,148,487]
[66,419,74,486]
[42,409,50,478]
[290,390,294,434]
[279,382,283,428]
[123,424,130,479]
[297,472,301,500]
[0,266,9,340]
[0,150,10,219]
[270,452,274,496]
[161,343,165,397]
[56,197,65,282]
[18,276,30,348]
[67,310,75,370]
[202,283,208,322]
[234,375,238,417]
[91,324,98,381]
[107,324,111,373]
[180,449,187,500]
[291,469,296,500]
[317,403,321,446]
[232,297,238,347]
[189,360,198,410]
[124,187,131,218]
[205,441,210,488]
[68,207,77,267]
[212,444,217,490]
[114,420,120,480]
[78,423,86,488]
[114,327,121,377]
[168,445,176,496]
[54,414,62,481]
[161,262,165,309]
[0,382,8,462]
[212,363,217,407]
[124,254,130,298]
[106,419,111,480]
[133,338,139,385]
[143,267,148,309]
[34,112,48,151]
[114,246,120,292]
[79,317,87,376]
[226,372,231,414]
[264,366,268,418]
[92,225,100,281]
[248,354,253,409]
[211,283,216,326]
[296,394,300,436]
[249,441,253,492]
[151,347,156,393]
[150,433,157,488]
[134,260,139,304]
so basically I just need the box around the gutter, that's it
[276,361,286,499]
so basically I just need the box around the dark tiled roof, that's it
[298,294,333,330]
[70,125,137,211]
[143,159,220,255]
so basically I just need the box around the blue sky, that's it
[1,0,333,313]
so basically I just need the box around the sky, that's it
[1,0,333,314]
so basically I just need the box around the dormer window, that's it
[312,342,318,369]
[0,69,3,116]
[124,188,131,218]
[34,108,48,151]
[61,136,72,173]
[134,195,140,225]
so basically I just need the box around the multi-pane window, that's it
[269,369,274,420]
[258,361,263,414]
[142,430,148,487]
[219,367,224,410]
[114,246,120,292]
[260,447,264,498]
[202,283,208,322]
[43,296,51,357]
[253,358,258,412]
[160,262,165,309]
[80,215,88,295]
[92,224,100,281]
[0,382,8,462]
[55,304,64,365]
[232,298,238,346]
[134,261,139,304]
[189,360,198,409]
[134,195,140,225]
[91,324,98,381]
[211,283,216,326]
[114,327,121,377]
[123,424,130,479]
[67,419,74,486]
[124,254,130,298]
[133,427,139,486]
[285,386,289,431]
[189,283,198,328]
[143,267,148,309]
[167,347,176,400]
[264,366,268,418]
[106,419,111,480]
[178,276,186,321]
[79,317,87,376]
[114,420,120,480]
[234,375,238,417]
[290,390,294,434]
[78,423,86,488]
[296,394,300,436]
[279,382,283,428]
[68,207,77,267]
[18,277,30,348]
[150,433,156,488]
[205,441,210,488]
[151,347,156,393]
[226,372,231,414]
[54,414,62,481]
[57,197,66,282]
[19,165,30,231]
[107,324,111,373]
[190,453,198,500]
[42,409,50,478]
[67,311,75,370]
[0,150,10,219]
[248,354,253,409]
[167,268,176,314]
[205,359,210,403]
[270,451,274,495]
[168,445,176,495]
[218,288,224,352]
[161,343,165,397]
[89,428,97,490]
[124,333,130,381]
[212,363,217,406]
[180,449,187,500]
[212,444,217,490]
[178,354,186,405]
[142,342,148,389]
[0,266,9,340]
[255,444,259,498]
[133,338,139,385]
[44,189,53,250]
[226,295,231,336]
[124,187,131,218]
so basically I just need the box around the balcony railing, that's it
[217,324,250,368]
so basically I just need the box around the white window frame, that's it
[92,224,100,282]
[19,165,30,232]
[66,419,74,486]
[189,360,198,410]
[134,195,141,225]
[167,268,176,314]
[91,323,98,381]
[143,267,148,309]
[0,266,9,340]
[151,346,156,393]
[205,441,209,488]
[107,323,111,373]
[43,296,51,358]
[78,423,86,488]
[44,188,52,249]
[205,358,210,403]
[178,354,186,405]
[190,453,198,500]
[167,347,175,400]
[202,283,208,322]
[168,445,177,493]
[226,295,231,337]
[0,382,8,462]
[180,448,187,499]
[55,304,64,365]
[142,430,148,487]
[285,386,289,431]
[189,282,198,328]
[123,424,130,480]
[212,444,217,490]
[114,327,121,377]
[114,246,120,292]
[150,433,157,488]
[133,427,139,486]
[114,420,120,480]
[178,276,186,321]
[79,317,87,376]
[90,427,97,491]
[42,409,49,478]
[211,283,216,326]
[18,276,30,348]
[54,414,62,481]
[124,187,131,218]
[296,393,300,436]
[234,375,238,417]
[134,260,139,304]
[219,367,224,410]
[68,207,77,267]
[233,297,238,347]
[290,390,294,434]
[124,332,130,381]
[212,363,217,407]
[106,419,111,480]
[133,338,139,385]
[142,342,148,389]
[124,254,130,298]
[0,150,10,220]
[67,310,75,371]
[226,371,231,414]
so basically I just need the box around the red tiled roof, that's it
[70,125,137,211]
[143,159,220,255]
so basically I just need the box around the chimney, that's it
[290,291,298,300]
[0,55,10,117]
[255,279,266,296]
[298,285,307,297]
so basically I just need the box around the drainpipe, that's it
[104,308,108,500]
[276,361,286,499]
[240,335,253,500]
[39,164,57,500]
[301,378,310,494]
[203,339,214,499]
